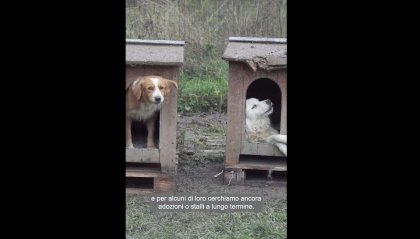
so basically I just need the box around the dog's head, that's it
[131,76,178,104]
[245,98,274,121]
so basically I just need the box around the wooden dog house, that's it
[126,39,184,193]
[222,37,287,185]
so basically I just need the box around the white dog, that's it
[245,98,287,156]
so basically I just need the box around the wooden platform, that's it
[241,141,283,156]
[126,148,159,163]
[223,157,287,185]
[126,164,176,194]
[235,158,286,171]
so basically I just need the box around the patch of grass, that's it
[126,196,287,239]
[178,77,228,113]
[178,60,228,113]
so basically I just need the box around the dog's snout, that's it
[265,99,273,106]
[154,96,161,102]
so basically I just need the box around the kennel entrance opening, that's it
[241,78,284,157]
[131,112,161,149]
[246,78,281,130]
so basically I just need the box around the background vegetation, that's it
[126,0,287,112]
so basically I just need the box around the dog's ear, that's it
[162,79,178,97]
[166,79,178,90]
[131,79,143,100]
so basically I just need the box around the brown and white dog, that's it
[126,75,178,149]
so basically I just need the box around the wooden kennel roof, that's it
[222,37,287,71]
[126,39,185,66]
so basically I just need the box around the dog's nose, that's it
[265,99,272,106]
[154,96,161,102]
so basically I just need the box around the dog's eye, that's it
[251,105,257,109]
[159,86,164,90]
[147,86,154,90]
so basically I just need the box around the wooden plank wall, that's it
[126,65,144,88]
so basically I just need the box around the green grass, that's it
[126,196,287,239]
[178,59,228,113]
[178,78,227,113]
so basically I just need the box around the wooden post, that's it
[159,67,179,174]
[225,62,244,166]
[279,70,287,134]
